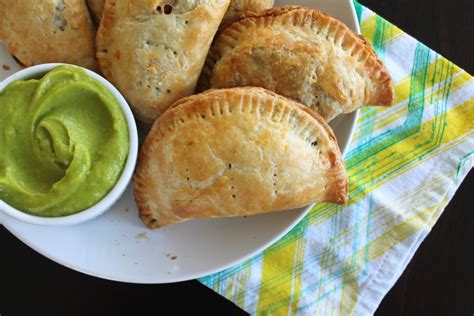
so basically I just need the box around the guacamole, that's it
[0,65,129,217]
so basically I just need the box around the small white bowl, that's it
[0,63,139,226]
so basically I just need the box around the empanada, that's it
[0,0,97,70]
[134,87,348,228]
[96,0,231,125]
[219,0,274,32]
[201,6,395,121]
[87,0,105,24]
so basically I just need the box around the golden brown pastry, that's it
[201,6,395,121]
[96,0,231,126]
[219,0,274,32]
[134,87,348,228]
[87,0,105,24]
[0,0,97,70]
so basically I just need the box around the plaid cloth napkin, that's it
[199,2,474,315]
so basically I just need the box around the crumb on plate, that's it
[136,232,148,240]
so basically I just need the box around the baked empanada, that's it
[134,87,348,228]
[219,0,274,32]
[87,0,105,24]
[201,6,395,121]
[0,0,97,70]
[96,0,231,125]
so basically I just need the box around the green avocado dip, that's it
[0,65,129,217]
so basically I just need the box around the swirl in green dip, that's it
[0,65,129,217]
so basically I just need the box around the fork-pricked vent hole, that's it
[156,4,172,14]
[164,4,173,14]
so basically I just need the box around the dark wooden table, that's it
[1,1,472,315]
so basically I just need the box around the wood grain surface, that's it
[1,1,472,315]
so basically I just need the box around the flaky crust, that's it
[201,6,395,121]
[0,0,97,70]
[219,0,274,32]
[134,87,348,228]
[96,0,231,125]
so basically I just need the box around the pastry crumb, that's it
[136,232,148,240]
[166,253,177,260]
[2,64,10,70]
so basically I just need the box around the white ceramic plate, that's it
[0,0,359,284]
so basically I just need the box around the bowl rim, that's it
[0,63,139,226]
